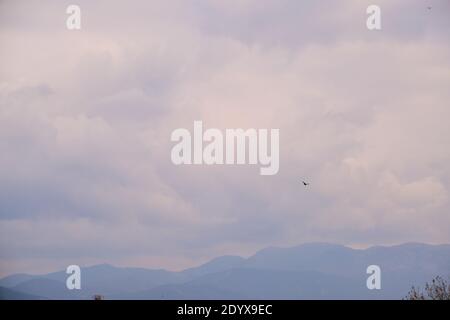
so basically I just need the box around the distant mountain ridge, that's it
[1,242,449,300]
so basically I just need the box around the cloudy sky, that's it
[0,0,449,276]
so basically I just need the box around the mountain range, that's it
[1,242,449,299]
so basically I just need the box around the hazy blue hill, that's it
[1,243,449,299]
[361,243,450,275]
[245,243,357,275]
[0,286,45,300]
[0,273,36,288]
[241,242,450,298]
[187,268,369,299]
[42,263,187,297]
[12,278,82,300]
[245,242,450,277]
[1,264,188,299]
[181,255,245,278]
[115,283,246,300]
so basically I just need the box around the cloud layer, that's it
[1,0,449,275]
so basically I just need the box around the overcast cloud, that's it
[0,0,449,276]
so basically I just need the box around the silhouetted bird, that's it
[302,181,310,186]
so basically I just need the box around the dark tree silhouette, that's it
[405,276,450,300]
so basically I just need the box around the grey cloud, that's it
[0,0,449,275]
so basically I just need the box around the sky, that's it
[0,0,449,276]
